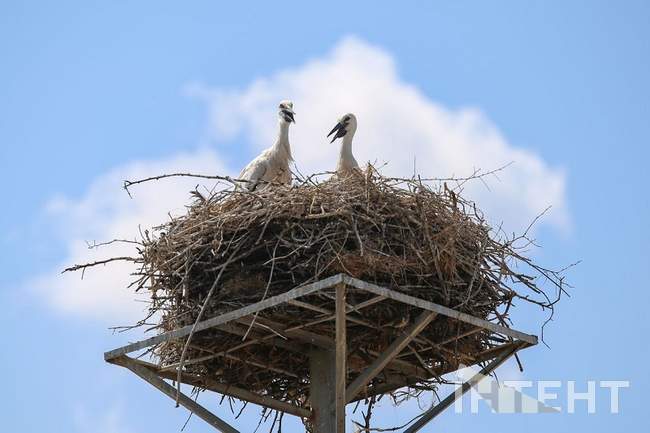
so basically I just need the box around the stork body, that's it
[238,101,295,190]
[328,113,360,176]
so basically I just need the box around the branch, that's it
[61,256,138,274]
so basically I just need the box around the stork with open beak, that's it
[327,113,360,176]
[238,100,296,190]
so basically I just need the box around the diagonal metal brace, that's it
[345,310,437,402]
[404,341,525,433]
[114,356,240,433]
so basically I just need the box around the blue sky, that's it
[1,1,649,432]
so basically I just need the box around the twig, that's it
[62,256,137,274]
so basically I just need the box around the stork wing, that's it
[239,159,267,191]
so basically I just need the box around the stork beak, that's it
[327,121,346,143]
[281,109,296,123]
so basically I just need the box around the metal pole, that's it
[335,283,347,432]
[309,348,337,432]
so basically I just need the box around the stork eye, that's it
[343,116,350,122]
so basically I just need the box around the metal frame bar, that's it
[104,274,345,360]
[335,283,347,432]
[112,356,311,418]
[345,310,437,402]
[348,340,521,403]
[158,322,303,372]
[396,326,484,360]
[114,356,240,433]
[404,341,527,433]
[105,274,536,360]
[289,298,380,329]
[342,276,538,345]
[104,274,538,432]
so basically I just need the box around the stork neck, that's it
[278,119,290,140]
[273,120,293,160]
[340,131,355,158]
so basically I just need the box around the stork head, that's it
[278,100,296,124]
[327,113,357,143]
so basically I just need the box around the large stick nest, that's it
[68,167,568,429]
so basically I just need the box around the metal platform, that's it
[105,273,537,432]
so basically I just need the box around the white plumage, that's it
[238,100,296,190]
[327,113,360,175]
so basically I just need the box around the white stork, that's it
[327,113,360,176]
[238,100,296,190]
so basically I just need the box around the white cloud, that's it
[188,35,568,231]
[33,149,229,322]
[33,36,568,321]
